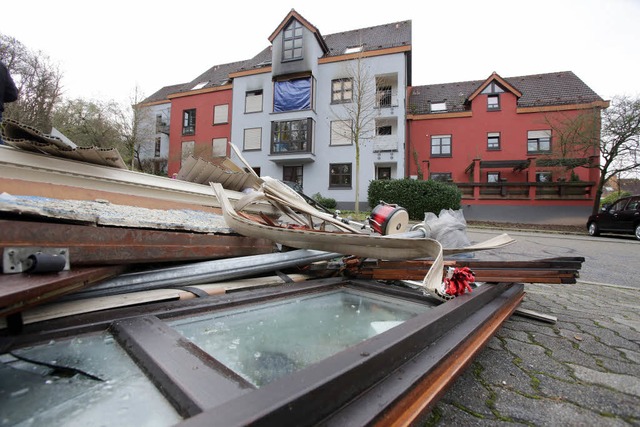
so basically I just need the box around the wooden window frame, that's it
[2,279,523,426]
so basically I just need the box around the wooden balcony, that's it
[456,181,595,201]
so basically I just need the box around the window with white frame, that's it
[243,128,262,151]
[431,135,452,157]
[212,138,227,157]
[487,132,500,150]
[330,120,352,146]
[213,104,229,125]
[527,130,552,153]
[245,90,263,113]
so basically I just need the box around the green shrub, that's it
[600,191,631,207]
[368,179,462,220]
[312,192,337,209]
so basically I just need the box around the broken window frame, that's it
[1,278,523,426]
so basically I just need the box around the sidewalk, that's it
[425,281,640,425]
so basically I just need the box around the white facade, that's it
[137,101,171,174]
[230,19,408,210]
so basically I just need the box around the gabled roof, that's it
[408,71,605,115]
[269,9,329,54]
[322,20,411,59]
[468,71,522,101]
[169,60,251,97]
[146,14,411,95]
[139,83,187,105]
[233,19,411,74]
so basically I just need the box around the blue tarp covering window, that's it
[274,78,311,112]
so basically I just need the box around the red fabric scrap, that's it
[443,267,475,296]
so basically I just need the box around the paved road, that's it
[423,227,640,426]
[466,228,639,288]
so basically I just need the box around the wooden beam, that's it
[0,266,127,318]
[0,220,274,266]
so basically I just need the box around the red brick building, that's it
[407,71,609,224]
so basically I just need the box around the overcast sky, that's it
[3,0,638,106]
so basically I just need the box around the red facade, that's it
[167,88,233,176]
[407,74,607,208]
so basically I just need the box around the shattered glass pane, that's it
[170,288,432,387]
[0,332,181,427]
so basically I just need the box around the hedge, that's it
[368,179,462,220]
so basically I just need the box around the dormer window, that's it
[283,20,303,61]
[192,82,207,90]
[481,81,504,111]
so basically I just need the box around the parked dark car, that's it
[587,195,640,240]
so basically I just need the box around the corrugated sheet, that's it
[177,155,262,192]
[1,119,128,169]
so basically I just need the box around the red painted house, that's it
[166,61,247,176]
[407,71,609,225]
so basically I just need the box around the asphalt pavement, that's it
[423,227,640,426]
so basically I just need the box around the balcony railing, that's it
[375,89,399,108]
[271,140,311,154]
[373,135,398,152]
[456,181,596,201]
[156,123,170,135]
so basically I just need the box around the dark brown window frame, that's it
[487,94,500,111]
[270,118,313,154]
[430,135,452,158]
[331,78,353,104]
[182,109,196,136]
[1,279,523,426]
[329,163,352,188]
[487,132,501,150]
[282,20,303,61]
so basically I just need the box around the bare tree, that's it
[594,95,640,211]
[130,87,170,175]
[550,96,640,213]
[541,107,602,180]
[331,55,377,213]
[51,98,128,151]
[0,33,63,130]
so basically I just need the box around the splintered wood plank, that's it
[0,220,274,265]
[0,266,127,317]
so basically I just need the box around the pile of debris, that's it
[0,127,583,426]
